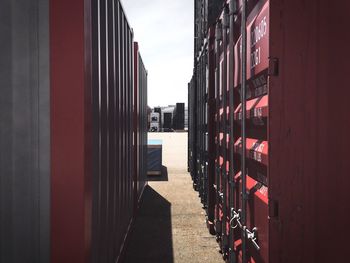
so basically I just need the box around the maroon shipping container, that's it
[50,0,147,262]
[189,0,350,262]
[268,1,349,262]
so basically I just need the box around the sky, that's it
[122,0,193,107]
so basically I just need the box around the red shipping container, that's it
[51,1,148,262]
[191,0,350,262]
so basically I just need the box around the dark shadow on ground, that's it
[122,185,173,263]
[147,166,168,181]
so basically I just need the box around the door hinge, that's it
[269,198,279,218]
[268,57,279,76]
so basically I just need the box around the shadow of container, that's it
[122,186,174,263]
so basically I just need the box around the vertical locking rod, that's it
[241,0,248,262]
[228,0,237,262]
[215,22,222,237]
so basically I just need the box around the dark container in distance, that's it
[175,102,185,114]
[163,113,173,129]
[173,103,185,130]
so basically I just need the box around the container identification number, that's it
[251,16,267,48]
[250,16,267,69]
[251,47,261,69]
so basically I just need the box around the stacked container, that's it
[163,113,173,129]
[188,0,224,234]
[214,1,269,261]
[189,1,272,261]
[173,103,185,130]
[189,0,350,262]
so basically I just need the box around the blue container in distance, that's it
[147,139,163,176]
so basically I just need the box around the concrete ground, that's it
[123,132,222,263]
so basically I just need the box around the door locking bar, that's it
[218,191,224,201]
[229,209,261,251]
[230,209,242,229]
[246,227,260,251]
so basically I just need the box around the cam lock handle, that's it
[246,227,260,251]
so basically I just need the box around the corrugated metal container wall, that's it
[214,1,270,261]
[190,1,271,261]
[190,0,350,262]
[138,50,148,200]
[194,0,226,60]
[195,44,208,210]
[90,1,135,262]
[134,42,148,209]
[51,0,147,262]
[1,0,146,262]
[206,26,217,235]
[189,0,271,260]
[0,1,50,262]
[188,77,197,182]
[51,0,94,261]
[189,0,226,236]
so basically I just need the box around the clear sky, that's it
[122,0,193,107]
